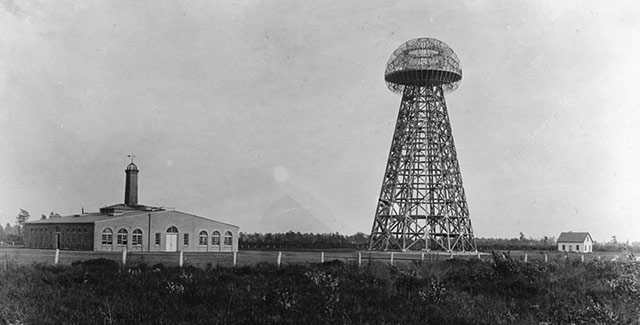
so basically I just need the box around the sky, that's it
[1,0,639,242]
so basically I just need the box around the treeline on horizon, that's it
[239,231,640,252]
[0,223,22,245]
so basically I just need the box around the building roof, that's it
[25,205,239,229]
[98,203,163,213]
[26,209,152,224]
[557,232,592,243]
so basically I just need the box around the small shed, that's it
[557,232,593,253]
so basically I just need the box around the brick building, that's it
[24,162,239,252]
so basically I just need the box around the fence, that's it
[1,248,627,270]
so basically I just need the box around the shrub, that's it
[0,257,638,323]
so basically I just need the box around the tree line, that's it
[239,231,640,252]
[237,232,560,251]
[3,208,639,252]
[239,232,369,250]
[0,209,63,245]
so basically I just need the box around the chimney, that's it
[124,162,139,206]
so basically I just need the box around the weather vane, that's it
[127,154,136,164]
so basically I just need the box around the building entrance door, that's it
[55,226,61,249]
[165,234,178,252]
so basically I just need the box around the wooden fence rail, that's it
[0,248,628,270]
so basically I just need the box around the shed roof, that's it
[557,232,592,243]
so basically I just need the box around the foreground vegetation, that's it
[0,254,638,324]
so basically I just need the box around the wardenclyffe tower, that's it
[124,157,139,207]
[368,38,477,252]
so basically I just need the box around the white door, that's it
[166,234,178,252]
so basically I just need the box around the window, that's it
[183,233,189,246]
[167,226,178,233]
[576,245,579,251]
[155,233,161,245]
[132,229,143,246]
[212,231,220,246]
[224,231,232,246]
[102,228,113,245]
[562,244,565,251]
[117,229,128,245]
[199,231,208,245]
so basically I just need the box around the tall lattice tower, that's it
[369,38,477,252]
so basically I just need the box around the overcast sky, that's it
[1,0,639,242]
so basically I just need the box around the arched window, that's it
[211,231,220,246]
[102,228,113,245]
[199,230,208,246]
[166,226,178,233]
[224,231,233,246]
[132,229,143,246]
[117,229,128,245]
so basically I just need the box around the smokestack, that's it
[124,162,139,206]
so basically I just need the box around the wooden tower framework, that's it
[369,38,477,252]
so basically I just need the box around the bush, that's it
[72,258,120,273]
[0,257,638,324]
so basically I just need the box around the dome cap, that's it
[385,38,462,93]
[126,162,138,171]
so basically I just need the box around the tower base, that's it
[369,85,476,252]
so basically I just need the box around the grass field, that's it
[0,247,628,269]
[0,251,638,324]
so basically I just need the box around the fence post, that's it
[449,251,453,259]
[581,255,584,263]
[122,249,127,266]
[524,254,528,263]
[54,249,60,265]
[358,252,361,267]
[477,252,481,260]
[321,252,324,263]
[544,254,548,263]
[179,250,183,267]
[277,251,282,267]
[390,252,394,266]
[421,251,425,262]
[233,251,237,267]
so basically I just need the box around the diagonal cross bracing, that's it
[369,85,477,252]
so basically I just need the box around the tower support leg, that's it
[369,85,476,252]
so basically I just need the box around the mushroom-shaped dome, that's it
[126,162,138,171]
[385,38,462,94]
